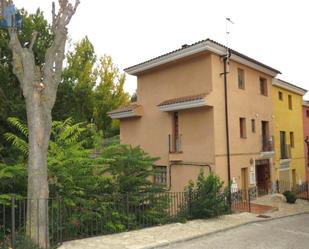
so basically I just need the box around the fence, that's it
[1,198,63,249]
[0,192,189,249]
[1,182,308,248]
[231,187,257,212]
[230,180,309,213]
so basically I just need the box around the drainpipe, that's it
[222,49,232,208]
[168,162,212,191]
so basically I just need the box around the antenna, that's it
[225,17,234,55]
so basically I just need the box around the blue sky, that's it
[14,0,309,99]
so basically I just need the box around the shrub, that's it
[185,171,229,219]
[283,191,297,204]
[0,234,43,249]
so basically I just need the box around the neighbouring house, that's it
[109,39,281,192]
[272,79,307,189]
[303,100,309,183]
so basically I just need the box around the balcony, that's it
[260,136,274,158]
[280,144,291,160]
[168,134,183,162]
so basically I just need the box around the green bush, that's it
[0,234,43,249]
[185,171,229,219]
[2,118,171,241]
[283,191,297,204]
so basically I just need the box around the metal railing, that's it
[231,181,309,212]
[230,187,257,212]
[168,134,182,153]
[1,183,308,248]
[261,136,274,152]
[0,198,63,249]
[0,192,189,249]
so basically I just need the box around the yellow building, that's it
[272,79,307,187]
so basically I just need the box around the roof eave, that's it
[273,79,307,96]
[108,110,141,119]
[124,40,280,77]
[124,41,219,75]
[158,99,207,112]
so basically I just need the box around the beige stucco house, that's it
[109,39,281,192]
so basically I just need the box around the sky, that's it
[14,0,309,99]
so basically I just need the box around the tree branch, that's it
[52,0,80,30]
[29,31,38,51]
[44,0,79,107]
[52,2,56,25]
[8,28,24,85]
[64,0,80,25]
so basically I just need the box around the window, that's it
[288,95,293,110]
[278,91,283,101]
[260,77,267,96]
[306,110,309,117]
[237,68,245,89]
[280,131,287,159]
[262,121,270,151]
[290,132,294,148]
[239,118,247,138]
[171,112,181,152]
[154,166,167,185]
[251,119,256,133]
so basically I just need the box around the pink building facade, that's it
[303,101,309,182]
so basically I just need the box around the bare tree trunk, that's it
[26,95,52,247]
[7,1,80,247]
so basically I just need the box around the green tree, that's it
[101,144,161,194]
[3,117,170,238]
[53,36,97,122]
[7,1,79,246]
[93,55,129,137]
[3,117,111,199]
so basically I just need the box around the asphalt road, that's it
[160,214,309,249]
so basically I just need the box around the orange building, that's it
[109,39,280,192]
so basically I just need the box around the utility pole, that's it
[224,17,234,209]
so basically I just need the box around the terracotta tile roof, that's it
[125,38,281,74]
[158,93,207,106]
[108,103,140,115]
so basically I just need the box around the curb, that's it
[143,211,309,249]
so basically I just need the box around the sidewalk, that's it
[58,195,309,249]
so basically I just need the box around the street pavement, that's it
[160,214,309,249]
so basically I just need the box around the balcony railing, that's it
[261,136,274,152]
[280,144,291,159]
[169,134,182,153]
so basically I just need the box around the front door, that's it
[256,160,270,195]
[241,168,249,201]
